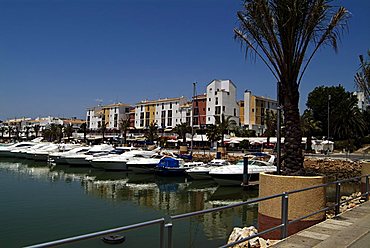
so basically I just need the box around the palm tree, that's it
[119,118,131,145]
[33,125,40,138]
[0,126,6,138]
[79,123,88,143]
[206,124,221,148]
[264,110,277,147]
[355,50,370,102]
[64,124,74,141]
[331,97,366,141]
[235,0,348,174]
[215,114,232,147]
[173,122,191,145]
[8,126,12,138]
[145,122,158,143]
[100,122,107,141]
[301,110,321,152]
[25,126,32,140]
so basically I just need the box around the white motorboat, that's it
[0,142,38,157]
[65,144,114,166]
[185,159,229,180]
[209,156,276,186]
[32,143,79,161]
[86,146,137,165]
[126,154,165,173]
[49,146,91,165]
[16,143,52,159]
[91,149,158,171]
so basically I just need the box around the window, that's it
[208,117,210,121]
[170,103,172,109]
[222,106,225,111]
[215,97,218,105]
[234,108,236,117]
[208,108,210,111]
[209,98,211,101]
[141,106,143,111]
[215,106,221,115]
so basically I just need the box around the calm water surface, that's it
[0,158,258,247]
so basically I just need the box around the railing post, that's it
[160,220,165,248]
[366,176,369,202]
[335,182,341,215]
[166,223,173,248]
[281,192,289,239]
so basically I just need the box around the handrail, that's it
[26,218,165,248]
[26,174,370,248]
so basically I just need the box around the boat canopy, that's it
[158,157,180,168]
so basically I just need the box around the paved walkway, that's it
[272,200,370,248]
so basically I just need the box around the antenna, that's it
[96,98,103,106]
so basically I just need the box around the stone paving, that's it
[272,200,370,248]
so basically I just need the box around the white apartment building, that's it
[86,107,103,130]
[205,79,239,125]
[354,91,369,111]
[243,90,277,135]
[135,97,187,129]
[86,103,131,130]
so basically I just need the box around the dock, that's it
[272,200,370,247]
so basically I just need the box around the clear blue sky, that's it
[0,0,369,120]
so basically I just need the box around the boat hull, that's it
[127,164,157,174]
[65,157,91,166]
[210,173,259,186]
[187,171,212,180]
[91,161,128,171]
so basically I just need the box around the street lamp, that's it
[327,94,331,141]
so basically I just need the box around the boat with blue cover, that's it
[155,157,189,176]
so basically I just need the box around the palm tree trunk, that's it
[282,87,304,175]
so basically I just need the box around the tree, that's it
[206,124,221,147]
[119,118,130,145]
[301,110,321,151]
[263,110,277,147]
[63,124,74,140]
[307,85,360,138]
[215,114,232,146]
[25,126,32,140]
[79,123,88,143]
[145,122,158,143]
[173,122,191,145]
[354,50,370,102]
[100,122,107,141]
[331,97,366,141]
[33,125,40,138]
[0,126,5,138]
[235,0,348,174]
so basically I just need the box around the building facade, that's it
[134,97,187,130]
[86,103,131,130]
[205,79,239,126]
[243,90,277,135]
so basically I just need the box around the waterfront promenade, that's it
[272,200,370,248]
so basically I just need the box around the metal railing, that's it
[26,218,166,248]
[27,174,369,248]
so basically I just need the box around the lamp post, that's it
[327,94,331,141]
[276,82,282,175]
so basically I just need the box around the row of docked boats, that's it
[0,140,277,186]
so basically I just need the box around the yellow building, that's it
[243,90,277,136]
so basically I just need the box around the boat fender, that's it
[101,235,126,244]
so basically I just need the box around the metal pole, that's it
[276,82,281,174]
[166,223,173,248]
[281,193,289,239]
[242,156,249,186]
[160,220,165,248]
[366,176,369,202]
[191,82,196,156]
[327,94,331,141]
[335,182,341,215]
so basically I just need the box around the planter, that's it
[258,172,326,239]
[361,162,370,193]
[217,146,227,157]
[179,145,188,154]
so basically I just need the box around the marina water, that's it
[0,158,259,247]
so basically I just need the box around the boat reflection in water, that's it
[0,158,259,247]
